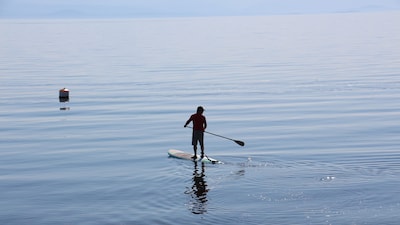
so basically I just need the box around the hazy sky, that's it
[1,0,400,18]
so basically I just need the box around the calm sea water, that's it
[1,12,400,225]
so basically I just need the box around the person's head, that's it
[196,106,204,114]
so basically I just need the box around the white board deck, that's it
[168,149,222,164]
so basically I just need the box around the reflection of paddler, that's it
[189,161,208,214]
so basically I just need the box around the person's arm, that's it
[184,116,192,127]
[203,117,207,130]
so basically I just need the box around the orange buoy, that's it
[59,88,69,98]
[59,88,69,102]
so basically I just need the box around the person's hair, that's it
[197,106,204,113]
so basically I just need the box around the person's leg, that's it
[192,131,197,159]
[199,132,204,158]
[192,145,197,159]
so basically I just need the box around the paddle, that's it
[186,126,245,147]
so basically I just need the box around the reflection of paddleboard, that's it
[168,149,222,164]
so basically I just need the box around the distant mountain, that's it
[0,0,399,19]
[45,9,87,18]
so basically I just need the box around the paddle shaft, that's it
[186,126,245,146]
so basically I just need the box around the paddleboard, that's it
[168,149,222,164]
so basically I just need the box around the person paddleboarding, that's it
[184,106,207,159]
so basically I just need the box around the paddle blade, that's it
[235,140,245,146]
